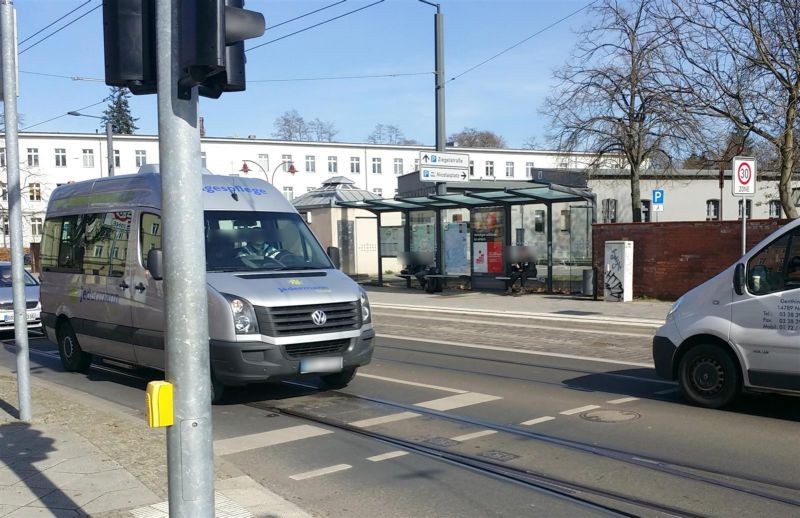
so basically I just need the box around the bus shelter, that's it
[337,181,596,293]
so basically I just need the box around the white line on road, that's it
[520,416,556,426]
[450,430,497,442]
[356,372,468,394]
[606,397,639,405]
[560,405,601,416]
[377,333,656,369]
[349,411,420,428]
[214,425,332,456]
[415,392,502,411]
[655,388,680,395]
[290,464,351,481]
[367,451,409,462]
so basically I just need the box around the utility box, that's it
[604,241,633,302]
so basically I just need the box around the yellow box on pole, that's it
[145,381,174,427]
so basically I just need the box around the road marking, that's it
[560,405,601,416]
[290,464,351,481]
[415,392,502,411]
[349,411,420,428]
[606,397,639,404]
[356,372,467,394]
[450,430,497,442]
[378,333,656,369]
[367,451,409,462]
[520,416,556,426]
[214,425,332,456]
[655,387,680,395]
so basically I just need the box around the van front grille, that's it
[255,301,360,337]
[0,301,37,310]
[284,339,350,359]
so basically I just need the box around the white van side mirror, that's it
[733,263,745,295]
[148,249,164,280]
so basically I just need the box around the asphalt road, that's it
[1,308,799,518]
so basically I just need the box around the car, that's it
[0,261,42,332]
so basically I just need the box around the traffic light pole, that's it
[1,0,31,423]
[156,0,214,515]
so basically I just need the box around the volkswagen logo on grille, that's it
[311,310,327,326]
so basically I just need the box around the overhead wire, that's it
[247,0,386,53]
[267,0,348,31]
[447,0,599,83]
[250,71,431,82]
[19,0,94,45]
[22,97,110,131]
[19,3,102,55]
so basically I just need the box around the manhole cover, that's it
[579,409,641,423]
[424,437,460,447]
[478,450,520,462]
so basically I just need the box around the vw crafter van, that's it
[653,217,800,408]
[40,167,375,402]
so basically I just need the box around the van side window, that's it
[747,232,792,295]
[57,215,85,273]
[41,218,62,270]
[141,213,162,268]
[785,229,800,289]
[83,212,132,277]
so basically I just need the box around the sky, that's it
[14,0,595,149]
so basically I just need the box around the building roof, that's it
[292,176,381,209]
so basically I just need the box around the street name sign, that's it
[420,151,469,168]
[420,166,468,183]
[732,156,756,196]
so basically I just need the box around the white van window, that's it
[786,230,800,290]
[83,212,131,277]
[746,229,798,295]
[140,213,162,268]
[41,218,62,270]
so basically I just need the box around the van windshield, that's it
[204,210,333,272]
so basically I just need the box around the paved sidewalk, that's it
[0,368,311,518]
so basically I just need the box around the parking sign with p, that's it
[732,157,756,196]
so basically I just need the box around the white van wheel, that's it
[679,344,740,409]
[211,371,226,405]
[57,322,92,373]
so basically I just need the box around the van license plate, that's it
[300,357,343,374]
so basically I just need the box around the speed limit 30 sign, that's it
[732,156,757,196]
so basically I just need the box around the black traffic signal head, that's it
[103,0,157,95]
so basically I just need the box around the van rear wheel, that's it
[57,322,92,373]
[321,367,357,388]
[211,371,226,405]
[678,344,740,409]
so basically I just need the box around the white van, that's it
[40,168,375,402]
[653,218,800,408]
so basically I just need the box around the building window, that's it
[792,188,800,207]
[135,150,147,167]
[114,149,120,168]
[281,154,292,171]
[469,160,475,176]
[29,183,42,201]
[201,151,207,168]
[0,148,5,167]
[31,217,43,236]
[706,199,720,221]
[534,210,545,233]
[601,199,617,223]
[558,159,569,169]
[414,158,420,170]
[738,199,752,220]
[505,161,514,177]
[560,209,571,232]
[372,157,382,174]
[82,149,95,168]
[526,162,535,178]
[393,158,403,175]
[328,156,337,173]
[55,148,67,167]
[305,155,316,172]
[282,186,293,201]
[641,200,651,223]
[350,156,360,173]
[1,183,6,201]
[485,161,494,177]
[27,148,39,167]
[257,153,269,172]
[373,188,383,197]
[769,200,782,219]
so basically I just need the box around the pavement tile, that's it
[0,484,55,507]
[46,456,122,475]
[81,485,160,514]
[0,504,19,518]
[27,488,107,509]
[0,466,37,486]
[216,476,312,518]
[21,468,141,492]
[3,507,82,517]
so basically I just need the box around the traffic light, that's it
[102,0,264,98]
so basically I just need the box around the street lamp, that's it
[417,0,445,152]
[68,111,114,177]
[240,159,296,184]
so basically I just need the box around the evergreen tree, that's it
[101,87,138,134]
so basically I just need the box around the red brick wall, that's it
[592,220,790,301]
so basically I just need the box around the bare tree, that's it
[656,0,800,218]
[522,136,541,150]
[448,127,506,148]
[272,110,309,141]
[367,124,412,145]
[542,0,701,222]
[307,118,338,142]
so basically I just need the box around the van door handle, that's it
[134,282,146,293]
[119,281,129,290]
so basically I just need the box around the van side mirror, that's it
[147,249,164,280]
[327,246,341,269]
[733,263,745,295]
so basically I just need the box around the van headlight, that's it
[667,296,683,320]
[360,289,371,324]
[222,294,260,334]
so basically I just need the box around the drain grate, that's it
[478,450,520,462]
[579,409,641,423]
[423,437,460,447]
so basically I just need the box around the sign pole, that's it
[742,197,747,255]
[732,157,756,257]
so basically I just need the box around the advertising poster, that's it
[379,226,404,257]
[411,223,435,253]
[444,222,469,275]
[472,208,504,274]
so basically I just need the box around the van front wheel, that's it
[679,344,740,409]
[57,322,92,373]
[321,367,357,388]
